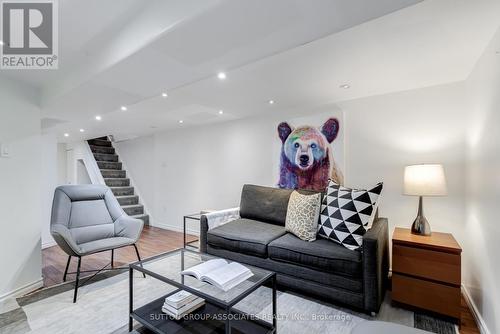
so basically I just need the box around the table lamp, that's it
[403,164,447,236]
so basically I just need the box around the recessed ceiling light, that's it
[179,120,184,124]
[120,106,127,111]
[161,92,168,98]
[95,115,102,121]
[268,100,275,105]
[79,129,85,132]
[64,133,69,137]
[217,72,226,80]
[218,110,224,115]
[0,40,4,46]
[340,84,351,89]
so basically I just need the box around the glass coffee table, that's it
[129,248,277,334]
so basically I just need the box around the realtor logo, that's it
[1,0,58,69]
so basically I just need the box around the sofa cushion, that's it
[239,185,293,226]
[207,219,286,257]
[268,233,362,277]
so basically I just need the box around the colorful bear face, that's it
[278,118,339,171]
[277,118,342,191]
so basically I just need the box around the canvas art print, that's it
[277,117,344,192]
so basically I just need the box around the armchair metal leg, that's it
[73,257,82,303]
[63,256,71,282]
[111,249,114,268]
[133,244,146,278]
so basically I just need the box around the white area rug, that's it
[0,256,455,334]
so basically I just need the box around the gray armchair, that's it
[50,184,145,302]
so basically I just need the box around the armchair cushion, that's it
[79,237,135,255]
[69,200,113,228]
[70,224,115,245]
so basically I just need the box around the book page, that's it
[181,259,227,280]
[201,262,252,290]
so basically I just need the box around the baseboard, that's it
[0,278,44,303]
[462,285,490,334]
[153,222,200,236]
[42,240,57,249]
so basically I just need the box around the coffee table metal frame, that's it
[129,248,277,334]
[183,213,201,250]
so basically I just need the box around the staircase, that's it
[87,136,149,225]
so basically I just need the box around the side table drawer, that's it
[392,274,460,318]
[393,245,460,285]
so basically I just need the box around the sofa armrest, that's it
[51,223,81,256]
[362,217,389,313]
[199,208,240,253]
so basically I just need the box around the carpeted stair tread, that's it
[97,161,122,170]
[122,204,144,216]
[101,169,126,178]
[116,195,139,205]
[105,178,130,187]
[88,136,149,225]
[94,153,119,162]
[89,145,115,154]
[88,139,112,147]
[110,186,134,196]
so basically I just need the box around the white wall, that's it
[116,116,282,232]
[340,83,467,243]
[40,134,58,248]
[65,141,104,185]
[0,78,44,299]
[463,30,500,334]
[116,82,467,241]
[57,143,67,185]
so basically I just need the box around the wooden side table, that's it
[392,227,462,320]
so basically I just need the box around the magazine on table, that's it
[181,259,253,291]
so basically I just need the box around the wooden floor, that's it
[460,295,480,334]
[42,226,479,333]
[42,225,198,287]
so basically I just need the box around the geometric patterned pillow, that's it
[317,181,383,251]
[285,191,322,242]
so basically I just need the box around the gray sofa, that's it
[200,184,389,314]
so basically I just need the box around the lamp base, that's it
[410,196,432,236]
[411,215,431,236]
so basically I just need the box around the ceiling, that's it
[1,0,499,143]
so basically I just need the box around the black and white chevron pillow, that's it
[317,181,383,251]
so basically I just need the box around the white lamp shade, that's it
[403,164,447,196]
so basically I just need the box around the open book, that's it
[181,259,253,292]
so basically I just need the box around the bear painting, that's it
[277,118,344,192]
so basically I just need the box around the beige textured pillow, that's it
[285,191,322,242]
